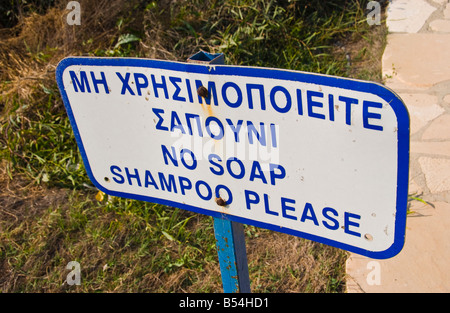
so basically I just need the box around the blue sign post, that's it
[188,51,251,293]
[213,215,251,293]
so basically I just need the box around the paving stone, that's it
[347,0,450,295]
[430,19,450,32]
[418,157,450,193]
[445,3,450,19]
[398,93,443,134]
[443,94,450,103]
[411,141,450,157]
[422,114,450,140]
[383,34,450,89]
[431,0,448,5]
[408,177,423,194]
[386,0,436,33]
[346,201,450,292]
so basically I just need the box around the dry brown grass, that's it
[0,0,140,114]
[246,231,347,292]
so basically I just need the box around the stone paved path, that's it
[345,0,450,293]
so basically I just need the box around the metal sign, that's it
[56,57,409,259]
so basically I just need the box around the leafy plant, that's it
[114,33,141,49]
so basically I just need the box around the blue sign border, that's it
[56,57,410,259]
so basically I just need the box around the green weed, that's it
[0,92,88,188]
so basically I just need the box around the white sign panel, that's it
[56,57,409,259]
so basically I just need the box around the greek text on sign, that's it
[56,57,409,259]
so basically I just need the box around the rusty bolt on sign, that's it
[197,86,208,98]
[215,197,227,206]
